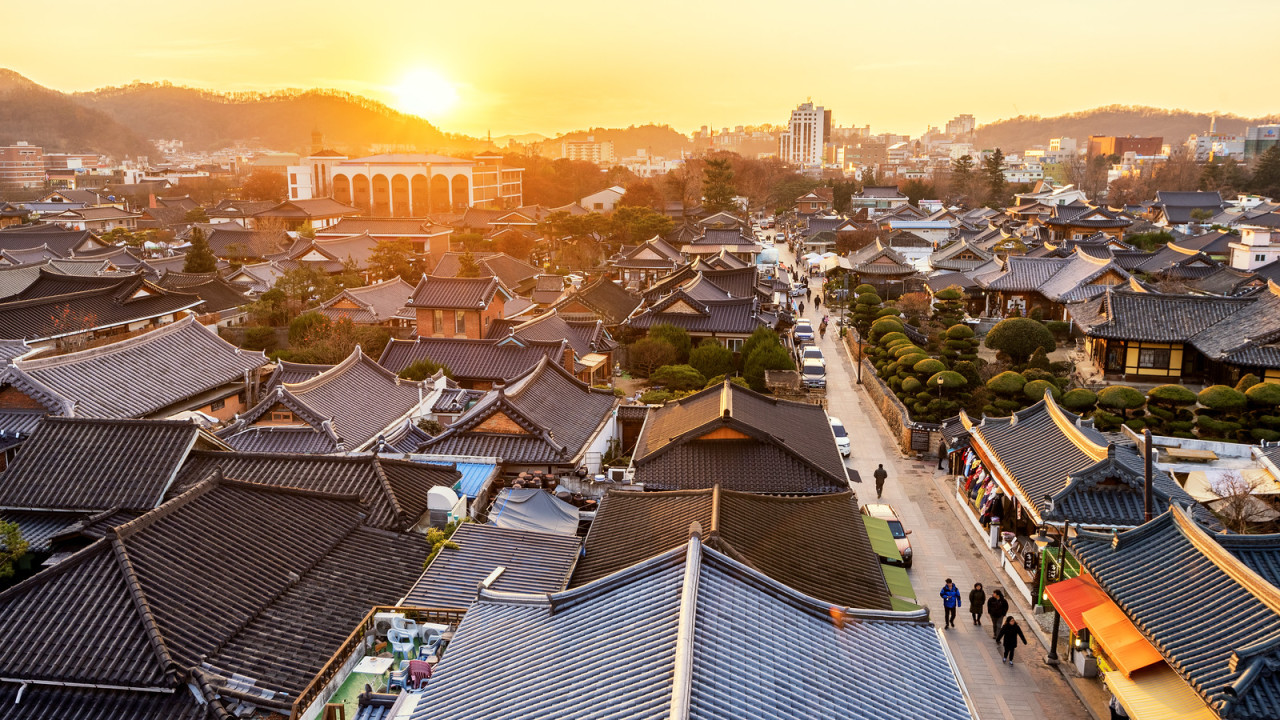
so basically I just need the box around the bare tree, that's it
[1210,470,1274,533]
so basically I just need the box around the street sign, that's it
[910,428,930,453]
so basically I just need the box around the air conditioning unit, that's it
[608,467,628,483]
[373,611,405,640]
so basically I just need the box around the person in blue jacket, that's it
[939,578,962,629]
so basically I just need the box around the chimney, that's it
[1143,428,1154,522]
[563,345,576,376]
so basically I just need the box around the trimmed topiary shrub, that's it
[914,358,946,376]
[1198,385,1247,413]
[928,370,968,389]
[1097,385,1146,420]
[902,377,923,393]
[1236,373,1262,393]
[984,317,1057,364]
[650,364,707,392]
[1062,388,1098,413]
[1246,381,1280,407]
[1024,379,1061,401]
[987,371,1028,395]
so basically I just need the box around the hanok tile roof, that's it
[858,186,909,199]
[432,252,540,290]
[173,450,459,531]
[572,487,892,609]
[0,263,45,297]
[487,309,615,357]
[408,274,506,309]
[1176,230,1236,256]
[528,274,565,305]
[625,291,767,336]
[203,225,293,259]
[316,217,451,238]
[0,679,204,719]
[408,534,971,720]
[401,523,580,609]
[0,417,210,513]
[1153,191,1225,224]
[1044,443,1196,526]
[0,244,60,265]
[1045,203,1132,229]
[632,380,848,493]
[929,238,993,272]
[309,231,382,268]
[265,360,334,390]
[417,355,617,464]
[1070,286,1280,369]
[1072,508,1280,720]
[317,277,415,324]
[11,316,266,418]
[7,267,134,300]
[220,346,426,452]
[253,197,360,219]
[552,277,642,325]
[612,236,683,269]
[207,199,276,218]
[379,336,564,384]
[0,273,203,342]
[849,240,916,276]
[0,228,98,257]
[156,272,248,314]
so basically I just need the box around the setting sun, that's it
[392,67,458,119]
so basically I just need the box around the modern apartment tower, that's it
[779,102,832,168]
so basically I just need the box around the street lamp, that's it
[1043,493,1070,667]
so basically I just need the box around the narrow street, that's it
[777,236,1094,720]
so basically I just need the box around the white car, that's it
[829,416,851,457]
[801,345,825,368]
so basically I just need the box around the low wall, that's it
[845,332,942,456]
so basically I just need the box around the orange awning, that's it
[1084,602,1164,677]
[1044,573,1109,634]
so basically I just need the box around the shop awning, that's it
[1104,666,1216,720]
[881,564,915,602]
[1084,602,1164,677]
[1044,573,1108,634]
[862,515,903,563]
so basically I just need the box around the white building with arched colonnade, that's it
[287,151,523,217]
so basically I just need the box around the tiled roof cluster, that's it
[431,251,540,290]
[626,287,769,336]
[573,487,892,609]
[5,316,266,420]
[174,449,459,531]
[0,271,203,342]
[1072,508,1280,719]
[409,534,971,720]
[552,276,642,324]
[401,523,581,608]
[379,335,564,384]
[418,355,617,463]
[632,380,848,493]
[317,277,415,324]
[408,274,505,309]
[219,346,427,453]
[1071,283,1280,369]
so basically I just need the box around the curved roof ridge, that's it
[1173,505,1280,616]
[18,315,259,370]
[1043,390,1107,461]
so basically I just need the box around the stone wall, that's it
[845,333,943,456]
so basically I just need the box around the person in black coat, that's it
[986,590,1009,640]
[996,616,1027,665]
[968,583,986,627]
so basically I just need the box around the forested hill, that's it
[548,124,693,157]
[975,106,1280,152]
[74,82,492,154]
[0,70,154,159]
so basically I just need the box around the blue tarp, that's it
[452,462,499,499]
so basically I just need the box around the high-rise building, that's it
[1246,125,1280,159]
[0,141,45,190]
[778,102,832,168]
[945,114,976,137]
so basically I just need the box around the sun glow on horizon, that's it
[391,67,459,120]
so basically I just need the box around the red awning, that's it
[1044,573,1109,634]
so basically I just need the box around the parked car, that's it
[828,416,850,457]
[789,285,807,297]
[794,320,814,343]
[802,358,826,388]
[801,345,825,368]
[861,503,913,568]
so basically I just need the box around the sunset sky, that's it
[8,0,1280,138]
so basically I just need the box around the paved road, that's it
[779,240,1094,720]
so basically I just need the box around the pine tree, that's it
[1251,145,1280,199]
[950,154,975,202]
[183,227,218,273]
[701,158,738,214]
[982,149,1008,209]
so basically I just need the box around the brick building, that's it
[1087,135,1163,158]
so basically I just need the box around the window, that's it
[210,399,226,411]
[455,310,467,335]
[727,338,744,352]
[1258,254,1268,262]
[289,173,297,185]
[433,309,444,334]
[593,202,604,210]
[1137,347,1171,369]
[270,411,294,422]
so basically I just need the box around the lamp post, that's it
[1043,494,1069,666]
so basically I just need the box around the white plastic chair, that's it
[387,627,416,659]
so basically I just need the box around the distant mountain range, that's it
[975,106,1280,153]
[2,69,1277,165]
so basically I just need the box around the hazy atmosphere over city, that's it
[1,2,1280,720]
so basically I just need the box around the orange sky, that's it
[7,0,1279,138]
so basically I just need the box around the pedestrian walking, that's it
[799,301,805,315]
[987,590,1008,640]
[815,295,822,309]
[996,617,1027,665]
[968,583,986,627]
[937,440,949,471]
[873,464,887,498]
[939,579,961,629]
[1108,695,1129,720]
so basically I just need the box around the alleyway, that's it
[782,239,1096,720]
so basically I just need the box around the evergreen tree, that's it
[701,158,738,214]
[950,154,975,201]
[457,251,483,278]
[1251,145,1280,199]
[183,227,218,273]
[982,149,1008,209]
